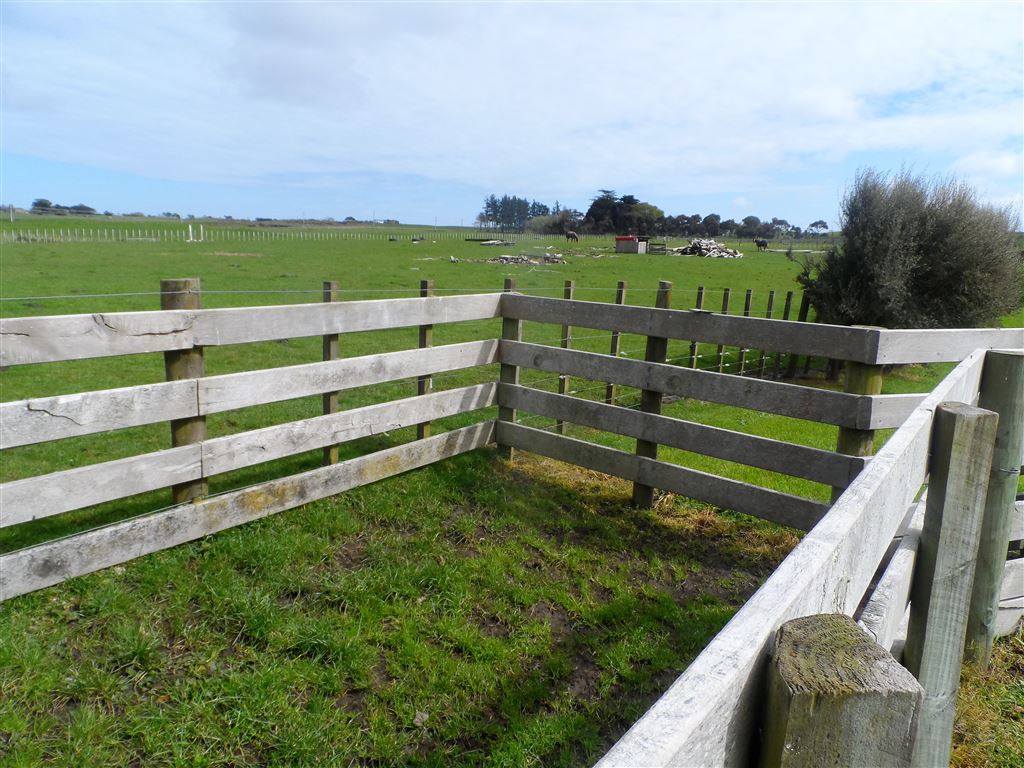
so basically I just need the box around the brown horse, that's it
[754,238,768,251]
[565,230,579,242]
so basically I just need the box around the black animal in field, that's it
[565,230,579,242]
[754,238,768,251]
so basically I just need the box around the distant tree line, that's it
[30,199,98,215]
[478,191,829,238]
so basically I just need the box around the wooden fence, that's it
[1,284,1021,765]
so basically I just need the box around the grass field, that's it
[1,218,1021,765]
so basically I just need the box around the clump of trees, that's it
[795,169,1023,328]
[478,190,828,239]
[31,199,97,215]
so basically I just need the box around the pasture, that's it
[0,218,1020,766]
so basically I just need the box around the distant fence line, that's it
[0,227,608,245]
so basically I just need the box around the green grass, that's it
[1,219,1020,764]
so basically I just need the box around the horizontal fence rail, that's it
[0,422,495,601]
[501,340,921,430]
[1,384,497,528]
[1,340,498,449]
[595,350,987,767]
[0,293,502,366]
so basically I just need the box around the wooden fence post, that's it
[760,614,922,768]
[497,277,521,460]
[716,288,731,373]
[416,279,434,440]
[632,280,672,508]
[758,290,775,378]
[785,292,810,378]
[321,280,341,465]
[737,288,753,375]
[965,350,1024,667]
[904,403,999,768]
[605,281,627,404]
[832,357,885,500]
[161,278,207,503]
[556,280,575,434]
[688,285,704,369]
[774,291,793,379]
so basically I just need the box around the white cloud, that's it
[2,0,1021,219]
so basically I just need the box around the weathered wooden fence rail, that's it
[1,284,1021,765]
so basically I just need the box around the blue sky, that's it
[2,1,1021,229]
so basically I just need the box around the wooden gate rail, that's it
[0,293,503,366]
[594,350,988,767]
[500,340,920,430]
[1,340,498,449]
[0,422,495,601]
[1,383,497,528]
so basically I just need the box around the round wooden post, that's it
[965,350,1024,666]
[604,281,627,404]
[161,278,207,503]
[556,280,575,434]
[832,359,885,501]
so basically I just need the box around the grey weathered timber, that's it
[500,293,879,363]
[996,558,1023,637]
[903,403,998,768]
[758,290,775,377]
[202,384,496,476]
[873,327,1024,365]
[555,280,574,435]
[162,278,207,503]
[605,281,627,404]
[687,285,704,369]
[199,340,498,415]
[775,291,794,378]
[497,279,521,460]
[737,288,752,375]
[0,293,503,366]
[1011,499,1024,543]
[784,293,811,378]
[715,288,731,373]
[500,341,918,430]
[323,280,341,464]
[832,359,885,500]
[416,279,435,441]
[966,350,1024,666]
[760,614,922,768]
[500,385,865,488]
[0,446,200,527]
[0,421,495,602]
[497,422,828,531]
[633,281,672,508]
[594,351,985,768]
[0,380,197,449]
[857,498,927,651]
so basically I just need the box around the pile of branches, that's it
[671,238,743,258]
[486,253,565,265]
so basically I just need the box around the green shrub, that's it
[796,169,1023,328]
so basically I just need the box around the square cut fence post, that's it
[904,402,999,768]
[497,277,521,460]
[416,279,434,440]
[965,350,1024,667]
[161,278,207,503]
[716,287,730,373]
[760,614,923,768]
[322,280,341,465]
[832,354,885,501]
[555,280,575,435]
[604,281,627,404]
[631,280,672,508]
[687,285,705,369]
